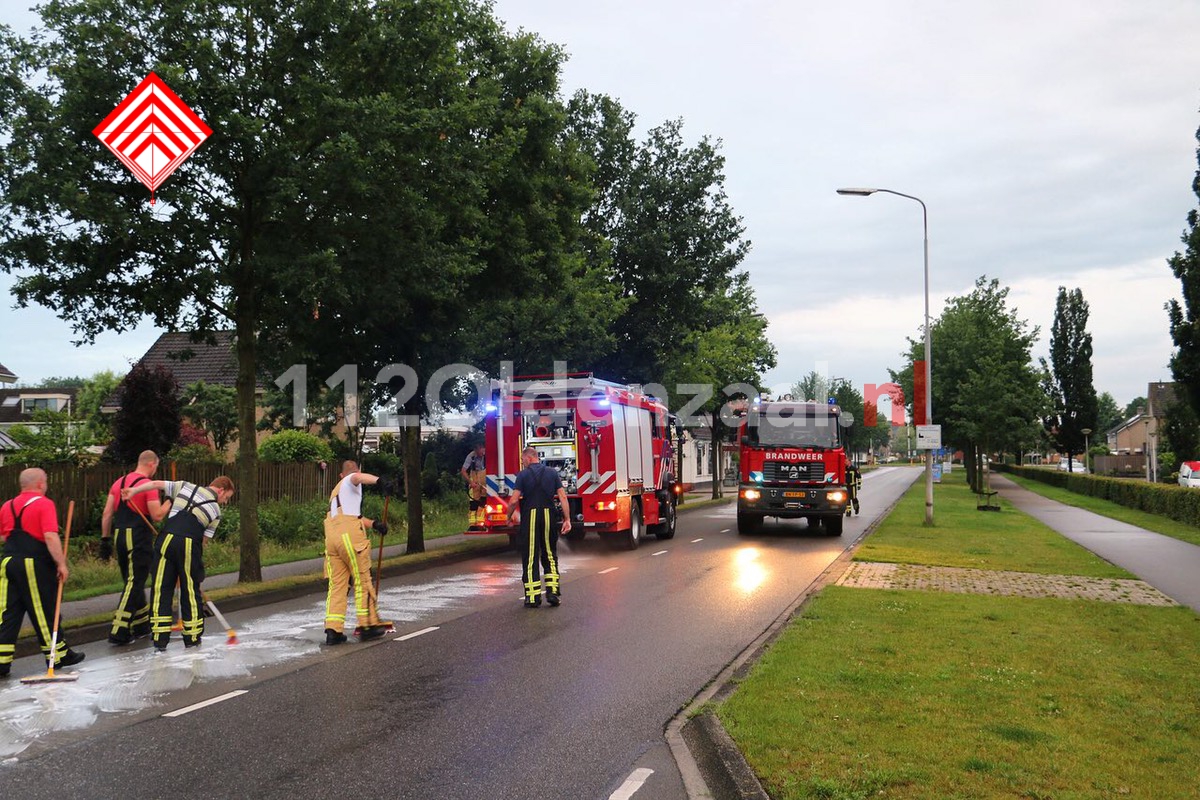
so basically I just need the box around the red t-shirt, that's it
[0,492,60,543]
[108,471,155,517]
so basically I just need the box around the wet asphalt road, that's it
[1,468,919,800]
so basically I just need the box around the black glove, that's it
[98,537,113,561]
[372,519,389,536]
[377,476,400,497]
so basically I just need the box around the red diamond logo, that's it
[93,72,212,203]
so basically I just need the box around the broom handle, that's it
[374,496,390,596]
[48,500,74,672]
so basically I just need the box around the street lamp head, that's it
[836,188,878,196]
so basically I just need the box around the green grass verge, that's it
[1003,473,1200,548]
[718,586,1200,800]
[855,470,1131,578]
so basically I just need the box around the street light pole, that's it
[838,187,933,524]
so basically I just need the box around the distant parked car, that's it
[1179,461,1200,487]
[1057,459,1088,473]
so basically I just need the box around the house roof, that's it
[105,331,255,409]
[1147,381,1180,418]
[0,387,81,424]
[0,363,16,383]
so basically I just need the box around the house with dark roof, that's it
[0,363,16,384]
[103,331,245,410]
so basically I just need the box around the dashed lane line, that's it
[609,768,654,800]
[163,690,248,718]
[394,626,440,642]
[598,567,619,574]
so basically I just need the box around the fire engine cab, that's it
[736,398,852,536]
[474,374,679,549]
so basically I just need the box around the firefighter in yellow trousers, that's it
[461,442,487,528]
[323,460,392,645]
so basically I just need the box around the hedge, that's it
[996,464,1200,527]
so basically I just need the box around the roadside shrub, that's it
[256,497,326,545]
[998,464,1200,527]
[168,443,224,464]
[259,430,334,463]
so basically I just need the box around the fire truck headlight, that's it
[741,489,761,502]
[827,490,847,504]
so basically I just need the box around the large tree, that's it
[1167,118,1200,416]
[891,277,1043,490]
[1043,286,1099,469]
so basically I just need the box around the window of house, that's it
[21,398,57,413]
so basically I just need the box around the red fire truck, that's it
[736,398,852,535]
[473,374,679,549]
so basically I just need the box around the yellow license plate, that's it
[783,491,806,498]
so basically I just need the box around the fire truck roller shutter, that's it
[611,404,630,486]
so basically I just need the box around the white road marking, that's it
[691,538,703,543]
[163,689,248,718]
[609,767,654,800]
[720,528,730,533]
[651,550,668,556]
[598,567,619,574]
[394,626,439,642]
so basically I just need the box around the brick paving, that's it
[837,561,1178,606]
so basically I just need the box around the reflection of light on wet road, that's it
[732,548,767,593]
[0,558,586,760]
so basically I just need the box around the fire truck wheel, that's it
[507,533,518,551]
[825,514,844,536]
[736,509,762,535]
[651,497,676,540]
[620,502,644,550]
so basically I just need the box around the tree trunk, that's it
[710,414,722,499]
[235,289,262,583]
[404,396,424,554]
[963,441,978,493]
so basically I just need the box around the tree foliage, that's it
[181,380,238,452]
[106,363,180,464]
[1167,118,1200,416]
[1042,287,1098,465]
[76,370,123,442]
[7,410,94,465]
[891,276,1043,489]
[1095,391,1123,437]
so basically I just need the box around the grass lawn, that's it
[1002,473,1200,549]
[63,495,470,602]
[856,470,1131,579]
[718,587,1200,800]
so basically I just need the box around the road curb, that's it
[14,538,512,658]
[666,488,907,799]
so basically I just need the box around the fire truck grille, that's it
[764,461,825,483]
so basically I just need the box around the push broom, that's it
[131,504,237,645]
[355,495,393,637]
[22,500,80,685]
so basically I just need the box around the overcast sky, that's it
[3,1,1199,411]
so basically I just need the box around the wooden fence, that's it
[0,461,333,535]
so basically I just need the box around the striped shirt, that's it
[162,480,222,539]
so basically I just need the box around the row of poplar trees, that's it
[0,1,775,580]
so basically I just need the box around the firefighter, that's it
[123,475,234,650]
[506,446,571,608]
[323,461,392,645]
[461,442,487,527]
[846,462,862,516]
[0,468,85,677]
[99,450,167,645]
